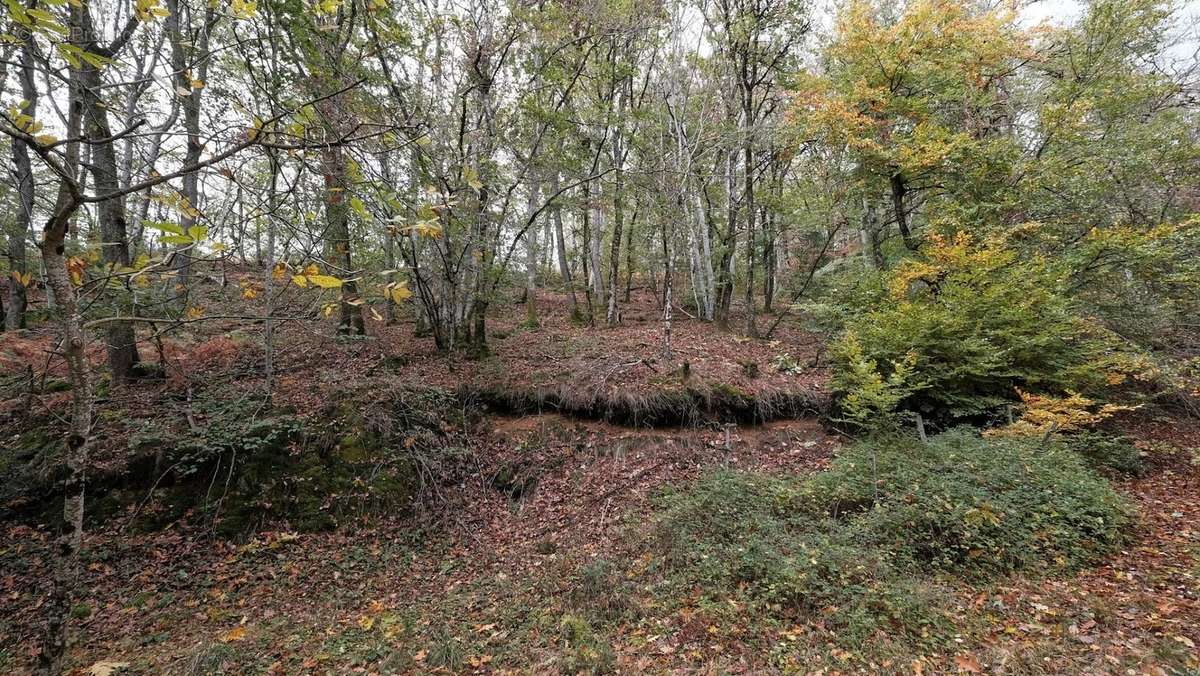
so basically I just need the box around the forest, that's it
[1,0,1199,672]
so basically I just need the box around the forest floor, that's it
[1,281,1198,674]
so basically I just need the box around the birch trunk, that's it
[523,180,541,325]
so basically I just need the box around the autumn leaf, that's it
[306,274,343,289]
[221,625,247,642]
[87,661,130,676]
[67,256,87,285]
[389,285,412,303]
[954,653,982,673]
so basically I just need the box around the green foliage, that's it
[647,430,1132,644]
[557,614,616,675]
[830,331,921,430]
[650,469,944,642]
[830,232,1144,421]
[1061,431,1144,477]
[805,430,1133,575]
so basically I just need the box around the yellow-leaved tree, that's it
[793,0,1029,250]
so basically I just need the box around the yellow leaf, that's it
[303,263,320,276]
[242,287,258,300]
[291,274,308,288]
[307,274,343,289]
[190,78,205,89]
[35,133,57,145]
[221,626,247,642]
[185,306,204,321]
[389,285,412,303]
[272,262,287,279]
[358,615,375,630]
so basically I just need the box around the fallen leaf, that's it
[87,661,130,676]
[954,653,982,673]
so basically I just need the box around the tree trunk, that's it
[523,180,541,326]
[589,186,606,316]
[622,207,635,303]
[695,191,715,321]
[165,0,214,309]
[715,149,738,330]
[36,71,90,676]
[263,148,280,403]
[742,126,758,337]
[580,181,595,322]
[551,172,578,316]
[762,205,775,313]
[606,161,623,326]
[6,32,37,331]
[321,143,365,336]
[890,172,917,251]
[661,217,673,361]
[78,14,140,383]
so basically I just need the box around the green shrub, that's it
[831,233,1145,422]
[805,429,1133,575]
[1061,431,1144,476]
[652,470,803,585]
[650,471,944,642]
[645,429,1133,644]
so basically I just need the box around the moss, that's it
[42,378,71,393]
[463,382,826,427]
[709,382,751,401]
[0,429,60,521]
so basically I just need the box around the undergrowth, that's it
[643,428,1133,647]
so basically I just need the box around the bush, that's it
[1062,431,1144,476]
[804,429,1133,575]
[831,232,1146,422]
[646,429,1132,643]
[651,471,945,642]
